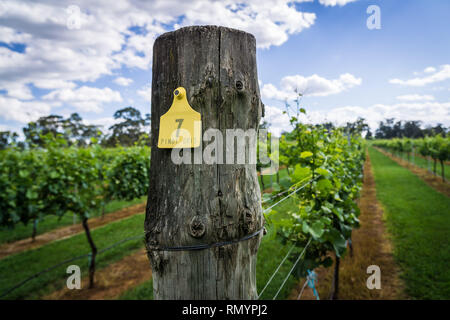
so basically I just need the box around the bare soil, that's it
[289,152,407,300]
[0,203,146,260]
[44,248,151,300]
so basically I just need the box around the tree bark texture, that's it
[145,26,264,300]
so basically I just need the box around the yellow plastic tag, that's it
[157,87,201,148]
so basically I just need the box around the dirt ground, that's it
[46,155,407,300]
[44,248,151,300]
[0,203,146,260]
[11,155,421,300]
[375,147,450,197]
[289,153,407,300]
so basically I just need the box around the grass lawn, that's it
[0,196,146,245]
[119,197,301,300]
[0,213,145,300]
[259,168,290,191]
[369,147,450,299]
[119,279,153,300]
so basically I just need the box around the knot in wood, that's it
[235,80,244,92]
[207,77,213,88]
[243,209,255,233]
[189,216,206,238]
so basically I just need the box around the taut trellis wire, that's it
[257,177,318,299]
[0,234,144,299]
[2,176,317,299]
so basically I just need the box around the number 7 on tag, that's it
[157,87,201,149]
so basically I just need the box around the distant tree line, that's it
[277,116,447,141]
[374,118,447,139]
[0,107,150,149]
[3,111,448,150]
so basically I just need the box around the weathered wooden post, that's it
[145,25,264,299]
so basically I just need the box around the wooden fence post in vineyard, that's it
[145,26,264,299]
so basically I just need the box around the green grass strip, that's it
[119,198,299,300]
[119,279,154,300]
[369,147,450,299]
[118,229,297,300]
[259,168,290,190]
[0,196,146,245]
[390,150,450,181]
[0,213,145,300]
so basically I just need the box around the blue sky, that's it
[0,0,449,136]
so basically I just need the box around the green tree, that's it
[103,107,148,147]
[23,115,65,147]
[63,113,102,146]
[0,131,18,149]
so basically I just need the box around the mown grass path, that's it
[117,197,302,300]
[0,213,145,300]
[1,196,300,300]
[0,202,146,260]
[0,196,146,246]
[45,248,151,300]
[289,151,405,300]
[369,147,450,299]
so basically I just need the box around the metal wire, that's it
[147,178,315,252]
[2,175,317,298]
[0,234,144,299]
[296,278,309,300]
[261,188,291,204]
[146,227,264,252]
[263,178,315,214]
[257,244,295,299]
[272,238,312,300]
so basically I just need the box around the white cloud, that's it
[1,82,33,100]
[396,94,434,101]
[33,79,76,90]
[83,117,119,133]
[0,26,31,43]
[0,0,322,127]
[261,83,289,101]
[137,86,152,102]
[389,64,450,87]
[0,96,52,123]
[424,66,436,73]
[319,0,358,6]
[114,77,133,86]
[0,124,14,132]
[173,0,316,49]
[256,100,450,136]
[262,105,291,136]
[305,101,450,131]
[0,0,317,100]
[261,73,362,100]
[42,86,122,113]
